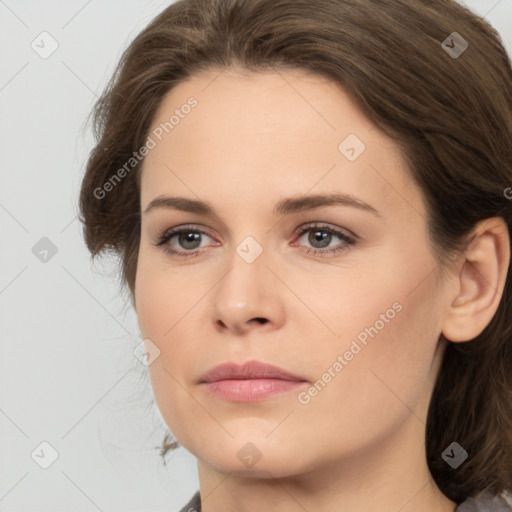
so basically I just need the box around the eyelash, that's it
[153,223,357,259]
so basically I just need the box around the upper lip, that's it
[199,360,307,383]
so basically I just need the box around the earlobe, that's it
[441,217,510,343]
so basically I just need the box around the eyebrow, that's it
[143,193,381,218]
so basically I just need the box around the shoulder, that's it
[178,491,201,512]
[455,490,512,511]
[177,490,512,512]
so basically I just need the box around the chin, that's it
[185,433,306,474]
[199,451,308,479]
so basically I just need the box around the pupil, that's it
[179,232,201,249]
[177,230,333,251]
[309,230,331,248]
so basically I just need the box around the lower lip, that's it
[202,379,307,401]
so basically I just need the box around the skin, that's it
[134,67,510,512]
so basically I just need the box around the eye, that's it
[154,224,216,257]
[154,222,357,259]
[291,223,356,257]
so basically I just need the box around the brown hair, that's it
[78,0,512,503]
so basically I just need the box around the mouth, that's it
[198,360,309,402]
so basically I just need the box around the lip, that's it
[199,360,308,401]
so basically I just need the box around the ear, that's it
[441,217,510,343]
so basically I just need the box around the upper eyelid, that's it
[158,224,357,260]
[162,222,355,244]
[163,221,351,234]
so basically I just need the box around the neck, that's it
[196,411,457,512]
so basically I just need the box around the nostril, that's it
[253,317,268,324]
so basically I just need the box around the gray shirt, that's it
[456,491,512,511]
[178,490,512,511]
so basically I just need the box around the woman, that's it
[79,0,512,510]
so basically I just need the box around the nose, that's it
[212,247,286,336]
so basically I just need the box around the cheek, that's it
[134,246,207,339]
[299,260,443,445]
[134,255,209,444]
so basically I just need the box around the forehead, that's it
[140,68,425,220]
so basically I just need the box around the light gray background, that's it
[1,1,511,511]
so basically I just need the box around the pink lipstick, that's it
[199,360,308,401]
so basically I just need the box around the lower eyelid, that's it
[156,225,355,255]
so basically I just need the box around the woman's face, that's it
[135,68,454,477]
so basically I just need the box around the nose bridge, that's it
[212,234,283,333]
[215,236,267,311]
